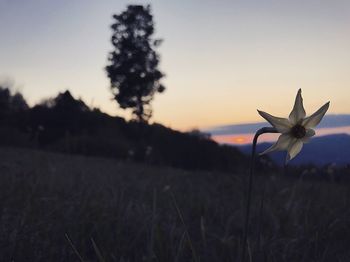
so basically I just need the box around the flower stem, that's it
[241,127,278,262]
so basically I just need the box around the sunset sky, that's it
[0,0,349,130]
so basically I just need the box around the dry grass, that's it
[0,147,349,261]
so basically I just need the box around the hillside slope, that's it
[0,89,248,173]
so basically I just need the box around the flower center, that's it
[291,124,306,139]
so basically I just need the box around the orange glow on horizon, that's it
[234,137,247,144]
[213,134,254,145]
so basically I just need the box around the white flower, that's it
[258,89,330,163]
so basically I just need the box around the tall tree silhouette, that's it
[106,5,165,122]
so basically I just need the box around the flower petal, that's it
[302,102,330,128]
[286,139,303,163]
[302,137,311,143]
[260,133,292,155]
[301,128,315,143]
[257,110,292,133]
[289,89,306,125]
[305,128,315,137]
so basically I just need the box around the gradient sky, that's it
[1,0,349,130]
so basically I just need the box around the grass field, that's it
[0,147,350,262]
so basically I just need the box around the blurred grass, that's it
[0,147,350,261]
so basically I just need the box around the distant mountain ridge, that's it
[238,134,350,166]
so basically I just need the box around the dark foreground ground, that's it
[0,147,350,262]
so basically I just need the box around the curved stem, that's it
[241,127,278,262]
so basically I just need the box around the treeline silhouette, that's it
[0,86,249,172]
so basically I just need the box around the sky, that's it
[0,0,349,130]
